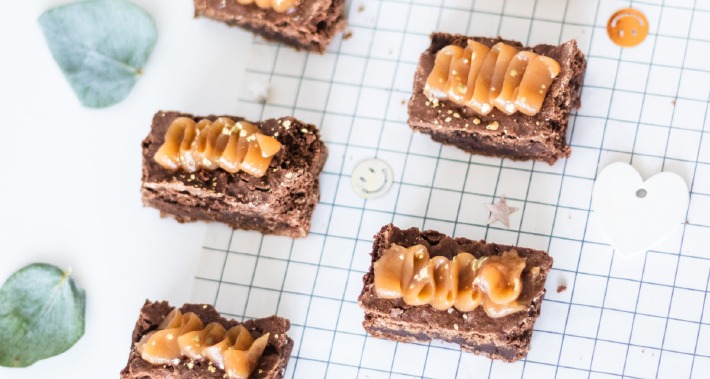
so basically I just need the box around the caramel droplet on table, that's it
[607,8,649,48]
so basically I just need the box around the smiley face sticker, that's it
[351,158,394,199]
[607,8,649,48]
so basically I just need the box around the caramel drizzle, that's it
[136,309,269,379]
[424,40,561,117]
[236,0,301,13]
[154,117,282,178]
[373,244,527,318]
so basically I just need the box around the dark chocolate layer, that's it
[194,0,346,53]
[141,111,327,238]
[408,33,587,164]
[120,301,293,379]
[358,224,553,362]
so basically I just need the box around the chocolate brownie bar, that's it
[194,0,346,53]
[408,32,586,164]
[120,301,293,379]
[141,111,327,238]
[358,224,553,362]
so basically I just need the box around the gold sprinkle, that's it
[510,69,518,77]
[463,314,468,320]
[301,128,308,133]
[282,120,292,128]
[187,361,194,370]
[445,117,452,122]
[453,113,461,118]
[447,110,453,114]
[454,324,459,330]
[457,83,467,93]
[473,118,481,125]
[208,365,216,373]
[486,122,500,130]
[447,308,454,314]
[166,334,174,340]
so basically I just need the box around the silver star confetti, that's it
[485,196,519,228]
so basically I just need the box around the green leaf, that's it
[38,0,157,108]
[0,264,86,368]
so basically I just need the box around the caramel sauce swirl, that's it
[154,117,282,178]
[136,309,270,379]
[373,244,527,318]
[236,0,301,13]
[424,40,561,117]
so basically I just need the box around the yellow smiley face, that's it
[607,8,649,47]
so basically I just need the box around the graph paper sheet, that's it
[190,0,710,377]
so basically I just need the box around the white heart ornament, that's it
[592,162,689,257]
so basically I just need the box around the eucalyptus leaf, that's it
[38,0,157,108]
[0,264,86,368]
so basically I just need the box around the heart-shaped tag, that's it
[592,162,689,257]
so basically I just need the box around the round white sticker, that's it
[350,158,394,199]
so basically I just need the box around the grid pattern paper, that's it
[190,0,710,378]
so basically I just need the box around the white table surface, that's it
[0,1,253,377]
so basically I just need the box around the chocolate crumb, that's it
[343,30,353,40]
[557,285,567,293]
[358,5,365,12]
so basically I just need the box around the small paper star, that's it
[485,196,518,228]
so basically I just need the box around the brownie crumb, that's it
[557,285,567,293]
[343,30,353,40]
[390,308,404,318]
[358,5,365,12]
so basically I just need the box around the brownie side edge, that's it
[120,301,293,379]
[358,224,553,362]
[407,32,587,164]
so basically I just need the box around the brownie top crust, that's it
[142,111,327,212]
[409,32,586,141]
[120,301,292,379]
[359,224,554,336]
